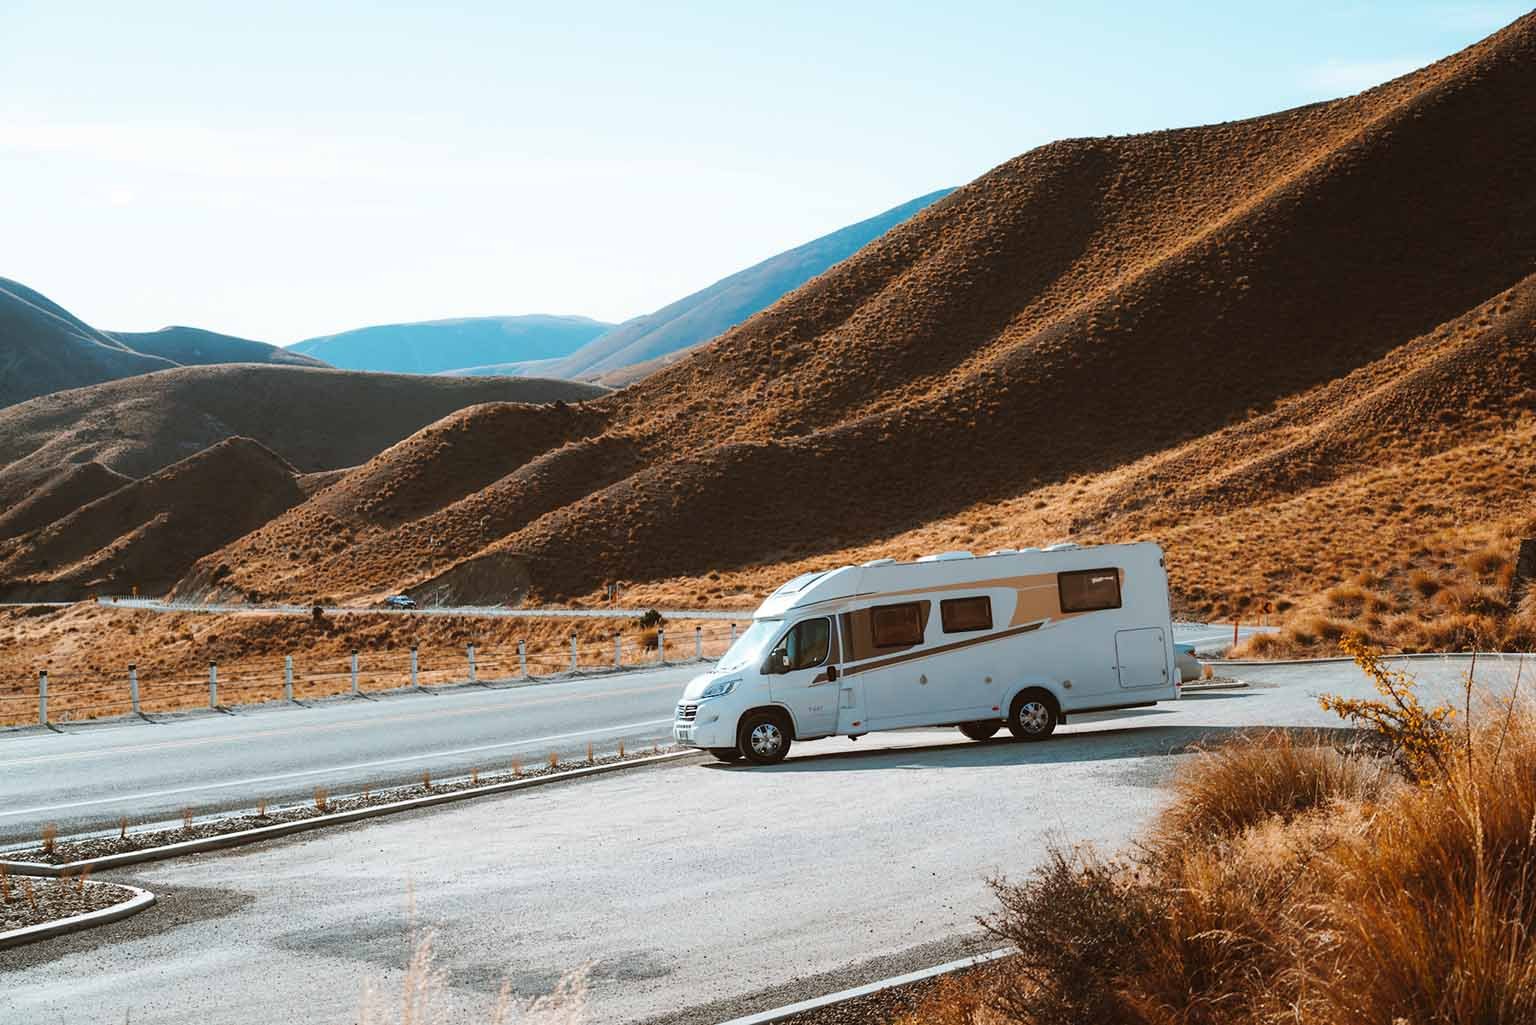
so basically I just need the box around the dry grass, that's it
[40,822,57,857]
[116,815,128,840]
[510,757,523,778]
[910,653,1536,1025]
[313,787,330,813]
[585,742,594,766]
[180,807,193,830]
[359,927,589,1025]
[469,767,480,786]
[0,864,11,903]
[256,797,268,818]
[420,769,432,791]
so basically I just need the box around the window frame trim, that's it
[766,615,833,674]
[939,595,994,634]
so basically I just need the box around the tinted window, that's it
[940,596,992,633]
[768,617,831,672]
[1058,569,1122,612]
[870,603,925,647]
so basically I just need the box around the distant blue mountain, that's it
[290,315,613,375]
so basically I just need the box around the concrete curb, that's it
[1215,651,1530,668]
[713,947,1014,1025]
[0,750,699,878]
[0,884,156,949]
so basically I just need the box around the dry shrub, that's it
[40,822,57,857]
[0,863,10,903]
[313,786,330,813]
[1150,729,1389,853]
[1320,638,1457,781]
[1409,568,1442,598]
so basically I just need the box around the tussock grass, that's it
[313,787,330,812]
[40,823,57,857]
[180,807,194,830]
[0,864,11,903]
[905,651,1536,1025]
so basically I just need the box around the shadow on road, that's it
[718,722,1358,773]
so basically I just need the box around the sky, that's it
[2,1,1526,344]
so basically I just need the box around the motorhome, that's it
[673,541,1179,764]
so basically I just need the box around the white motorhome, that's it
[674,541,1178,764]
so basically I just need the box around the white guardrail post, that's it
[467,643,476,683]
[614,634,621,667]
[657,628,665,664]
[730,622,737,645]
[209,660,218,708]
[129,663,139,715]
[351,650,359,696]
[410,647,419,690]
[518,639,527,678]
[38,669,47,726]
[284,655,294,702]
[695,626,702,660]
[569,634,578,673]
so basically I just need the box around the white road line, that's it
[0,718,675,818]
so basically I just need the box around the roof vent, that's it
[985,548,1021,556]
[917,550,974,563]
[1044,542,1080,552]
[860,557,897,567]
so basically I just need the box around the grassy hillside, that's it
[183,13,1536,623]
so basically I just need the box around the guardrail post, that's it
[209,660,218,708]
[518,639,527,678]
[569,633,578,673]
[38,669,47,726]
[467,643,476,683]
[410,647,419,690]
[695,626,702,660]
[657,628,665,663]
[614,634,621,667]
[129,663,139,715]
[350,651,359,695]
[284,655,294,702]
[730,622,737,645]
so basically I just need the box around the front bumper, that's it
[674,701,733,748]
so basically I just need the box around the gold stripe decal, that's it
[840,620,1046,676]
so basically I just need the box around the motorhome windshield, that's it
[716,620,781,672]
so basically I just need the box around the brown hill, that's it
[0,364,606,516]
[0,437,306,600]
[0,461,132,541]
[185,14,1535,614]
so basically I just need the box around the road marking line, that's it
[0,682,683,768]
[0,718,676,818]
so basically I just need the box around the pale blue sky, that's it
[2,1,1524,342]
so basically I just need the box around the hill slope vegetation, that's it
[182,15,1536,617]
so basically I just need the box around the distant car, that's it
[384,595,417,610]
[1175,642,1203,684]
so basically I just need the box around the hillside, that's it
[111,326,328,369]
[181,12,1536,617]
[526,189,955,382]
[289,316,612,374]
[0,437,309,601]
[0,365,606,519]
[0,277,177,408]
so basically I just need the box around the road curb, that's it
[712,947,1013,1025]
[0,750,699,878]
[0,884,156,949]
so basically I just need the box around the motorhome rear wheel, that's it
[1008,691,1059,741]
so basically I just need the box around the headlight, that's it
[699,677,741,699]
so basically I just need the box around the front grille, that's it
[676,703,698,722]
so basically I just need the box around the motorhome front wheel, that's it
[739,711,792,765]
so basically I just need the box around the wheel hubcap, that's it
[1019,701,1049,733]
[750,722,783,756]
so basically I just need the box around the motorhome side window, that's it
[1058,568,1122,612]
[768,617,831,672]
[870,603,924,647]
[940,596,992,633]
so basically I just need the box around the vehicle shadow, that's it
[717,722,1357,773]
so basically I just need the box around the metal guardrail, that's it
[96,596,747,620]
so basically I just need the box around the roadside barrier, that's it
[4,620,744,728]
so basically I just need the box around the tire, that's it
[958,721,1002,742]
[1008,691,1059,741]
[708,748,743,763]
[738,711,792,765]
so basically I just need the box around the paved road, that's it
[3,654,1524,1024]
[0,666,703,846]
[0,625,1262,846]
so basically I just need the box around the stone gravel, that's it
[0,877,136,933]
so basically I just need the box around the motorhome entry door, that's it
[1115,628,1168,689]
